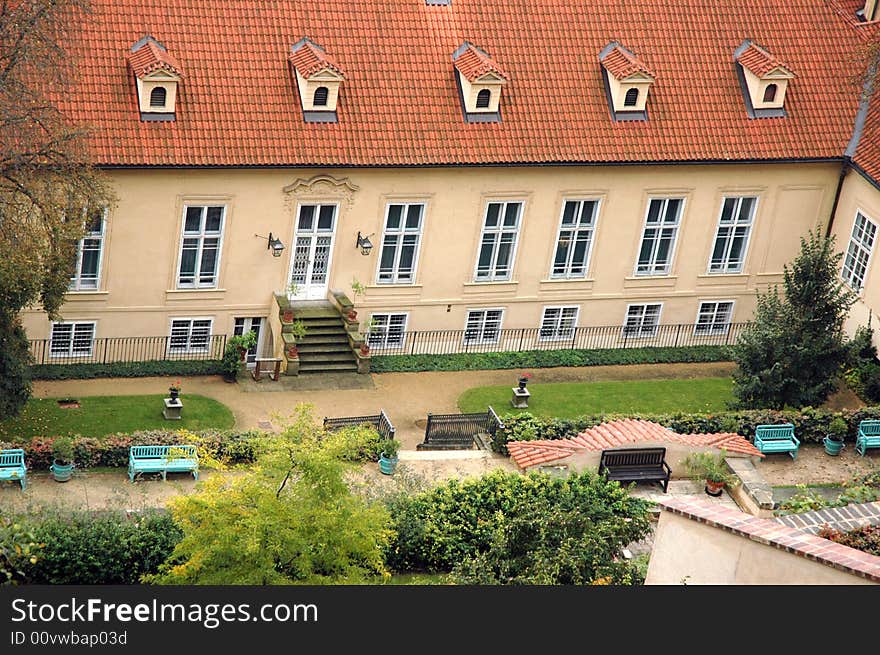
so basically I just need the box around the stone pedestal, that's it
[163,397,183,420]
[511,387,530,408]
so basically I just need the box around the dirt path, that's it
[755,444,879,487]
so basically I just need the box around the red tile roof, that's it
[126,38,183,79]
[453,43,508,82]
[735,42,792,78]
[288,39,345,79]
[600,44,654,80]
[57,0,870,167]
[506,419,763,470]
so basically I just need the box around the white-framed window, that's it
[177,205,225,288]
[377,203,424,284]
[367,313,408,349]
[635,198,683,276]
[539,306,579,341]
[623,304,662,338]
[551,199,598,278]
[233,317,264,366]
[708,196,757,274]
[475,201,523,281]
[842,211,877,293]
[49,321,96,358]
[69,207,106,291]
[169,318,213,353]
[464,308,504,345]
[694,301,734,336]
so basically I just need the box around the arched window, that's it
[763,84,778,103]
[150,86,167,108]
[313,86,329,107]
[624,87,639,107]
[476,89,491,109]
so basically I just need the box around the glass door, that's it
[233,317,264,368]
[289,203,338,300]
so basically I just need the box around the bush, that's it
[370,345,733,373]
[15,509,182,584]
[31,359,224,381]
[491,406,880,453]
[818,525,880,557]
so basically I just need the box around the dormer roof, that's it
[289,38,345,80]
[127,36,183,79]
[600,43,654,80]
[453,42,508,82]
[735,41,794,79]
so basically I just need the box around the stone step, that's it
[299,352,357,363]
[298,362,359,373]
[298,334,350,345]
[296,343,352,353]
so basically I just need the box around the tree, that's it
[0,0,114,418]
[732,228,856,408]
[145,406,393,585]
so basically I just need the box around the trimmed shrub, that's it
[31,359,224,381]
[818,525,880,557]
[370,345,733,373]
[492,406,880,453]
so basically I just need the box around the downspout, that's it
[825,159,850,238]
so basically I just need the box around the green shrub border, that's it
[31,359,224,380]
[371,345,733,373]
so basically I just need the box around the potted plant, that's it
[823,417,848,456]
[359,342,370,356]
[168,379,182,401]
[518,371,532,390]
[221,333,256,383]
[348,278,367,320]
[50,436,75,482]
[282,283,298,322]
[683,450,736,497]
[378,437,400,475]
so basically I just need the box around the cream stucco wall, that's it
[645,511,876,585]
[21,162,839,347]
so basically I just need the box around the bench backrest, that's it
[130,445,197,459]
[859,420,880,436]
[600,448,666,468]
[755,424,795,440]
[0,449,25,467]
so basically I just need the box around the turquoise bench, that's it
[856,420,880,457]
[0,449,27,491]
[128,445,199,482]
[754,423,800,460]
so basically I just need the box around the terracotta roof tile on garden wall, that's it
[56,0,870,167]
[506,419,763,470]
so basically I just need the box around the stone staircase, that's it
[282,301,358,374]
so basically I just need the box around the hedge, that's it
[369,345,733,373]
[30,359,224,380]
[492,406,880,454]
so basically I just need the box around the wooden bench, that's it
[128,445,199,482]
[856,420,880,456]
[0,449,26,491]
[754,423,800,459]
[252,357,282,381]
[598,447,671,493]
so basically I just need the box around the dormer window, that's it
[599,42,654,122]
[858,1,879,21]
[289,38,345,123]
[452,42,509,123]
[734,40,795,119]
[127,35,183,122]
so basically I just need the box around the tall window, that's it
[313,86,329,106]
[233,317,263,365]
[624,87,639,107]
[551,199,598,278]
[708,196,757,274]
[50,322,95,358]
[169,319,213,353]
[842,211,878,292]
[635,198,683,276]
[367,313,408,349]
[69,208,106,291]
[540,306,579,341]
[178,205,225,288]
[476,89,491,108]
[377,203,424,284]
[150,86,166,108]
[475,201,523,281]
[464,309,504,345]
[694,301,734,336]
[763,84,777,103]
[623,304,662,338]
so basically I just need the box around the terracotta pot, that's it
[705,480,724,496]
[347,309,357,321]
[286,346,299,358]
[360,344,370,356]
[239,348,247,362]
[282,310,294,323]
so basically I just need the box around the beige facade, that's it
[22,162,840,354]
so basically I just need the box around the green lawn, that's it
[458,377,734,418]
[0,395,235,439]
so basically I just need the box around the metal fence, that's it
[323,410,396,441]
[28,335,227,365]
[418,406,505,451]
[370,322,750,357]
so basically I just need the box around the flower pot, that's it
[359,344,370,356]
[347,309,358,321]
[169,389,180,401]
[378,453,398,475]
[50,460,74,482]
[705,479,724,496]
[286,345,299,358]
[518,378,529,390]
[282,310,295,323]
[823,436,845,456]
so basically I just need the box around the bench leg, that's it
[790,449,797,460]
[193,469,199,481]
[162,470,167,482]
[20,477,26,492]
